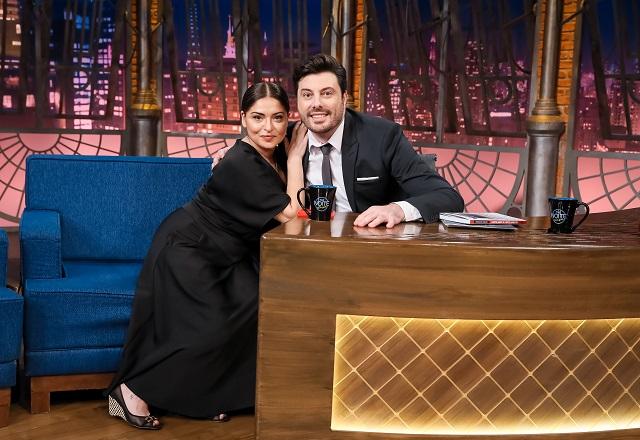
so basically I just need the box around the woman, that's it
[106,82,307,429]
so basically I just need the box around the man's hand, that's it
[353,203,405,228]
[212,146,232,167]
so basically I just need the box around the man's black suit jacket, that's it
[291,108,464,222]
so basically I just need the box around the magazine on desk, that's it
[440,212,527,225]
[439,212,526,231]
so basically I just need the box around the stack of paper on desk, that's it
[439,212,526,230]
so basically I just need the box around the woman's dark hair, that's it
[241,82,290,113]
[293,53,347,94]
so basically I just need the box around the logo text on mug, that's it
[551,208,567,224]
[314,197,331,212]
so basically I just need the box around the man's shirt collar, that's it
[307,115,345,153]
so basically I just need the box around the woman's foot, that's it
[108,383,162,430]
[120,384,154,419]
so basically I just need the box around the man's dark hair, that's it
[293,53,347,94]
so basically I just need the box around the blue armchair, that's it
[20,154,212,413]
[0,228,23,427]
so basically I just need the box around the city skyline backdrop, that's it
[0,0,637,152]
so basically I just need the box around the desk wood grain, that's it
[256,210,640,440]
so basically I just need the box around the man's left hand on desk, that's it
[353,203,405,228]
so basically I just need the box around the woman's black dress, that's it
[107,140,289,418]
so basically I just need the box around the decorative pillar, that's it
[334,0,355,108]
[321,0,333,54]
[352,0,366,111]
[32,0,50,128]
[525,0,565,218]
[233,1,248,104]
[128,0,161,156]
[340,0,354,84]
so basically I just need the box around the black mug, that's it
[296,185,336,221]
[548,197,590,233]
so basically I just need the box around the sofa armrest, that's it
[0,229,7,287]
[0,288,23,363]
[20,210,63,279]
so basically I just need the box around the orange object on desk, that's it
[297,209,335,219]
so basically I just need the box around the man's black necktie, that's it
[320,144,332,185]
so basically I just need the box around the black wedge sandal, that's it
[108,385,162,430]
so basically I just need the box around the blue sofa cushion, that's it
[0,361,17,388]
[25,155,212,260]
[24,261,140,352]
[24,348,123,377]
[0,288,23,364]
[0,229,7,287]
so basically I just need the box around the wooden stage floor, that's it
[0,391,256,440]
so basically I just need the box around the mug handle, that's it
[296,187,311,218]
[571,202,590,232]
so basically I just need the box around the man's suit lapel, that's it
[341,109,358,212]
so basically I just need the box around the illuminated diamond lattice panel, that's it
[332,315,640,436]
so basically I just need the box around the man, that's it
[293,53,463,227]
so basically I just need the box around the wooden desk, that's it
[257,210,640,440]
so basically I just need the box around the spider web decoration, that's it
[0,132,120,225]
[165,135,237,158]
[420,147,525,214]
[573,156,640,213]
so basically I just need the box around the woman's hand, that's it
[211,145,232,167]
[285,121,308,161]
[277,121,307,223]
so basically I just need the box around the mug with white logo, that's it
[296,185,336,221]
[548,197,590,233]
